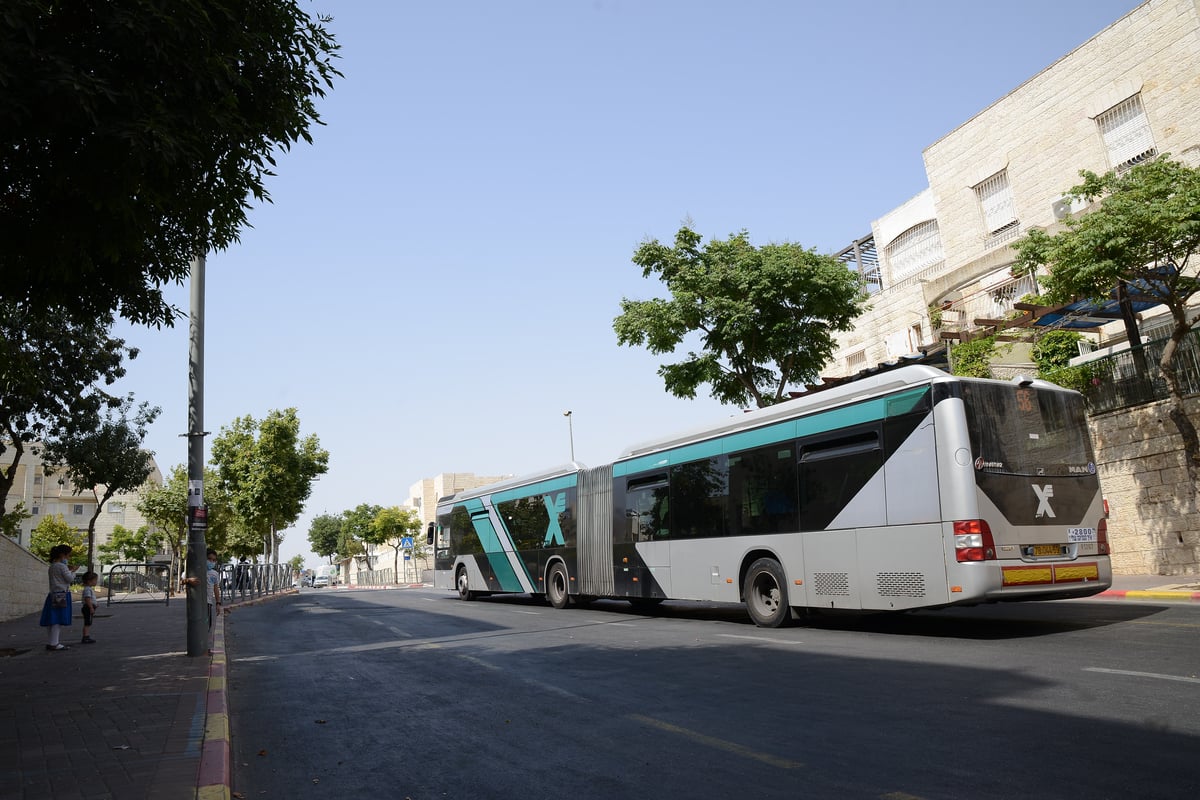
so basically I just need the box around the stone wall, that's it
[0,536,49,622]
[1089,396,1200,575]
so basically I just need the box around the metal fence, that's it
[219,561,294,604]
[104,563,174,606]
[356,568,395,587]
[1080,328,1200,414]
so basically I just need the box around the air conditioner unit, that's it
[1052,195,1087,221]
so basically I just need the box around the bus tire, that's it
[743,557,792,628]
[547,562,570,609]
[456,567,476,601]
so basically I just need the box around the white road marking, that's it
[1085,667,1200,684]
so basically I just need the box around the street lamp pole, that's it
[563,410,575,463]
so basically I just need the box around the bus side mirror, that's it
[425,522,436,546]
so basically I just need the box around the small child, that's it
[80,572,99,644]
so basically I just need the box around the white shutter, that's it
[1098,94,1156,168]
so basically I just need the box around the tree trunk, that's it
[1158,329,1200,505]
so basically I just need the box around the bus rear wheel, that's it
[456,567,476,601]
[547,562,570,609]
[743,557,792,628]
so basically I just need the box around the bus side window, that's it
[626,476,669,542]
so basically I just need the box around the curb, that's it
[194,590,296,800]
[196,610,230,800]
[1098,589,1200,602]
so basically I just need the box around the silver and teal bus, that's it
[428,366,1111,627]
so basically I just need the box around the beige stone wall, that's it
[0,535,49,622]
[1089,396,1200,575]
[924,0,1200,269]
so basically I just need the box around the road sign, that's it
[401,536,414,548]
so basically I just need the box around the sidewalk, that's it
[0,575,1196,800]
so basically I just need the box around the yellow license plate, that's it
[1032,544,1061,556]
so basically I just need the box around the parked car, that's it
[313,575,330,589]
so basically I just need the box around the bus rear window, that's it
[960,382,1095,476]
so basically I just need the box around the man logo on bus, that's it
[1033,484,1056,518]
[542,492,566,546]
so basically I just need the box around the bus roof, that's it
[617,364,954,461]
[438,462,586,507]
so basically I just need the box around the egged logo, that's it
[1032,484,1056,518]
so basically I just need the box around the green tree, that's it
[372,506,423,582]
[307,513,343,564]
[286,554,305,576]
[1,501,31,542]
[41,399,160,571]
[138,464,233,578]
[98,524,164,566]
[0,0,341,328]
[342,503,382,570]
[949,336,998,378]
[1015,157,1200,486]
[0,303,134,528]
[614,225,868,408]
[210,408,329,563]
[30,514,84,562]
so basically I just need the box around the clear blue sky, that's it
[112,0,1143,568]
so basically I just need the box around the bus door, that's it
[618,475,671,598]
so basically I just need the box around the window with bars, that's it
[846,350,867,372]
[974,170,1020,247]
[1097,94,1157,170]
[886,220,944,283]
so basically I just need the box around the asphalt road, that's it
[227,588,1200,800]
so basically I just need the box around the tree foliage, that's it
[98,524,163,566]
[30,514,84,562]
[307,513,343,563]
[0,0,342,327]
[0,302,134,525]
[614,225,867,408]
[341,503,382,568]
[210,408,329,563]
[41,398,160,570]
[372,506,424,580]
[949,336,997,378]
[1015,156,1200,486]
[138,464,233,577]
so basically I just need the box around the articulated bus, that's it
[427,365,1112,627]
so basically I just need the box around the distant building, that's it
[406,472,513,531]
[2,444,162,561]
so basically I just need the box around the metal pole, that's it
[186,254,209,657]
[563,410,574,463]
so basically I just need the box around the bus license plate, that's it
[1032,544,1062,556]
[1067,527,1097,543]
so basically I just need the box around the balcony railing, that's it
[1079,328,1200,414]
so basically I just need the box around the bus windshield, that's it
[960,381,1095,477]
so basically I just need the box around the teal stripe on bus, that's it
[464,498,524,592]
[488,473,578,504]
[613,387,929,477]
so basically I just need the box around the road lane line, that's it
[629,714,802,769]
[1085,667,1200,684]
[717,634,804,645]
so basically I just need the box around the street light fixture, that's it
[563,410,575,463]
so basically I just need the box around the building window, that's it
[1097,94,1156,171]
[886,220,944,284]
[34,475,43,485]
[974,169,1020,247]
[31,506,40,516]
[846,349,867,372]
[73,504,84,516]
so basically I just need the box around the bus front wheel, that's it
[547,562,570,609]
[456,567,476,601]
[743,557,792,628]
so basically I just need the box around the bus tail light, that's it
[1097,518,1109,555]
[954,519,996,562]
